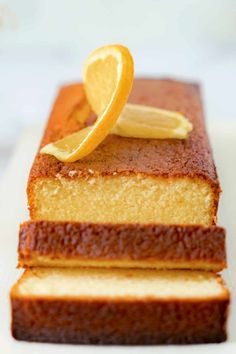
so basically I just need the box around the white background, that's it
[0,0,236,175]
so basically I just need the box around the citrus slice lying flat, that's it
[41,102,192,162]
[111,103,193,139]
[41,44,134,162]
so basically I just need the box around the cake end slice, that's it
[11,267,229,345]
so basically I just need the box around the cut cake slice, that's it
[27,79,220,225]
[11,267,229,344]
[18,220,226,271]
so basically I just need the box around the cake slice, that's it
[28,79,220,225]
[18,220,226,271]
[11,267,229,344]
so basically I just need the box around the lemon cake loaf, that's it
[11,267,229,344]
[18,220,226,270]
[27,79,220,225]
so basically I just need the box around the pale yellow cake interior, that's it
[16,268,225,299]
[30,175,214,225]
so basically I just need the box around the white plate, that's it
[0,123,235,354]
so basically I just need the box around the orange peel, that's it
[41,45,134,162]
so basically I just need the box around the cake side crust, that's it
[11,269,229,345]
[18,220,226,271]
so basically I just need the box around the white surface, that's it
[0,123,236,353]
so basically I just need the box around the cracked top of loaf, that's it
[28,78,219,185]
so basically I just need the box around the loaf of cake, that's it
[11,77,229,346]
[11,267,229,344]
[18,220,226,271]
[27,79,220,225]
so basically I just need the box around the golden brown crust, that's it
[27,78,221,222]
[11,295,229,344]
[18,220,226,270]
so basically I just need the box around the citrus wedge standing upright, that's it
[41,45,134,162]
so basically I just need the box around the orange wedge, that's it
[41,45,134,162]
[111,103,193,139]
